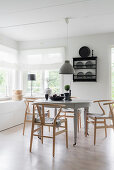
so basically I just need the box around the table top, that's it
[33,98,92,105]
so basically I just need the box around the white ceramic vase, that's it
[45,88,52,96]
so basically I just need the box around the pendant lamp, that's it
[59,18,74,74]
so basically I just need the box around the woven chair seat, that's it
[35,117,63,127]
[87,113,110,118]
[62,108,81,112]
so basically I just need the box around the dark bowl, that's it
[50,96,64,101]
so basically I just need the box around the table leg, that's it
[73,108,78,146]
[84,107,89,136]
[55,108,57,116]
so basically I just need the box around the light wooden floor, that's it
[0,119,114,170]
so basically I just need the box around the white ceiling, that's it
[0,0,114,41]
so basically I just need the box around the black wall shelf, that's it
[73,57,97,82]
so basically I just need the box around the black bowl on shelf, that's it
[50,96,64,101]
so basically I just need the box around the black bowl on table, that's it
[50,96,64,101]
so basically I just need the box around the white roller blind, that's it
[19,47,65,70]
[0,45,18,69]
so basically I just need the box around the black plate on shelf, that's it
[76,61,84,68]
[77,72,84,79]
[79,46,90,58]
[50,96,64,101]
[85,72,93,79]
[85,61,93,68]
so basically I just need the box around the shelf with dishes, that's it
[73,61,96,69]
[73,71,96,82]
[73,57,97,82]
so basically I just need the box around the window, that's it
[0,44,18,99]
[21,47,64,95]
[111,48,114,99]
[23,70,61,95]
[45,70,61,94]
[0,69,9,97]
[27,71,43,94]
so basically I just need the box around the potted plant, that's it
[64,85,70,100]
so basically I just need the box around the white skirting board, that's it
[0,100,25,131]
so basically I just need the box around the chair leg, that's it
[64,112,66,118]
[53,127,55,157]
[78,114,79,133]
[48,111,50,132]
[65,119,68,148]
[23,112,27,135]
[104,119,107,137]
[85,115,88,137]
[41,125,43,144]
[94,118,96,145]
[30,122,34,152]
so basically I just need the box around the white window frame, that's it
[110,47,114,99]
[23,69,63,95]
[0,68,11,98]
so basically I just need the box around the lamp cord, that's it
[65,18,69,60]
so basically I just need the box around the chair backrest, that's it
[93,100,113,115]
[33,103,65,125]
[24,99,35,113]
[24,97,44,113]
[24,99,33,113]
[104,102,114,128]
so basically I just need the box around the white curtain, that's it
[0,45,18,69]
[19,47,65,70]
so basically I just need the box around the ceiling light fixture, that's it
[59,18,74,74]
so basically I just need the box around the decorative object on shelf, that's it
[85,72,93,79]
[77,72,84,79]
[76,61,84,68]
[12,90,23,101]
[59,18,74,74]
[28,74,36,96]
[79,46,90,58]
[73,57,97,82]
[64,85,70,100]
[85,61,93,68]
[50,94,64,101]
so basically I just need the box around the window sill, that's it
[0,97,11,101]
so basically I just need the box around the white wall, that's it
[18,33,114,113]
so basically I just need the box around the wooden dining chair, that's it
[23,98,50,135]
[85,100,113,145]
[30,103,68,157]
